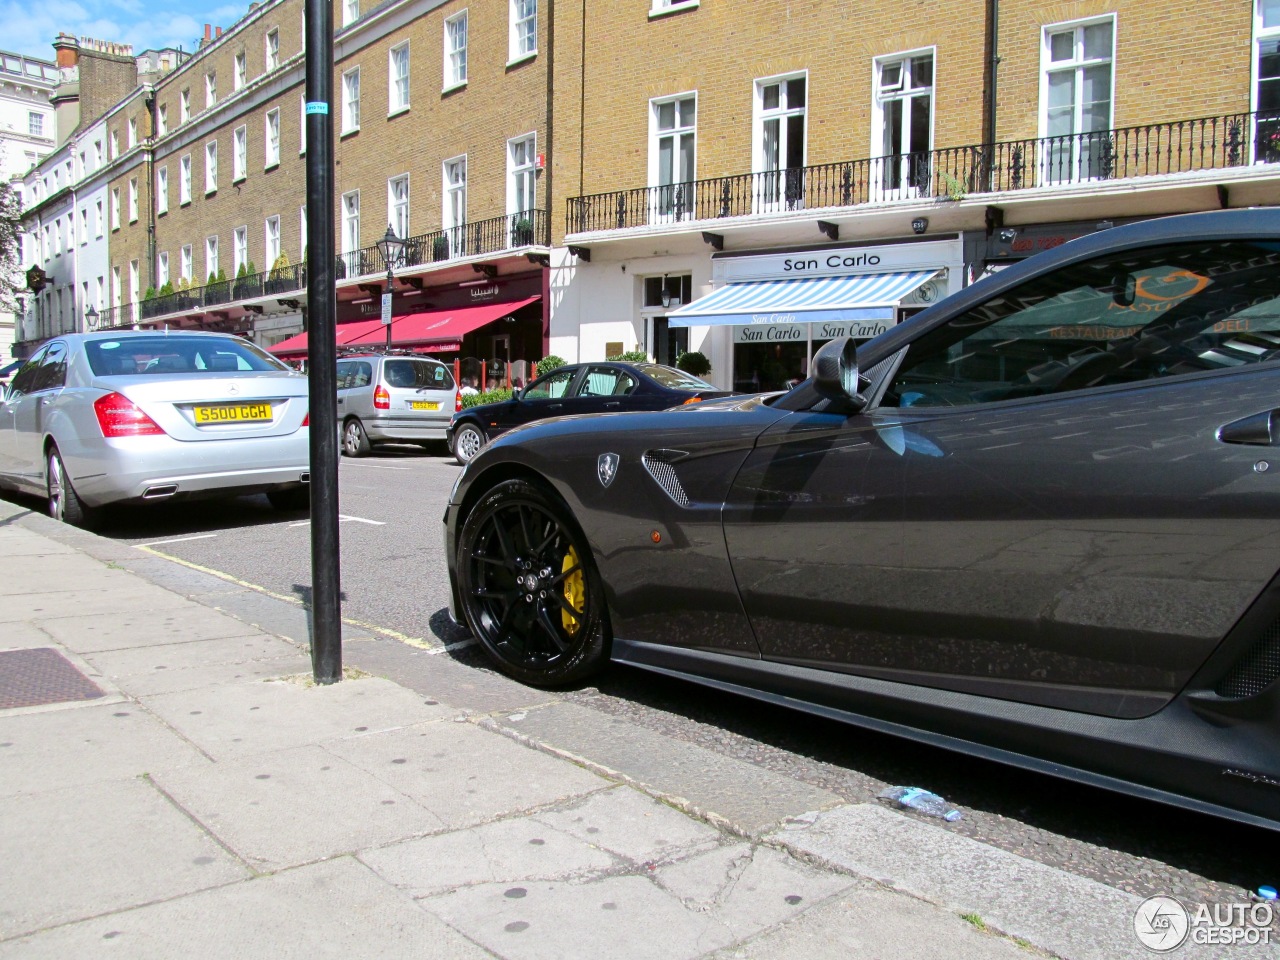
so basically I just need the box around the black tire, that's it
[47,446,97,529]
[267,486,310,511]
[457,478,609,686]
[342,417,371,457]
[452,422,486,465]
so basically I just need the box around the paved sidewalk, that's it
[0,500,1264,959]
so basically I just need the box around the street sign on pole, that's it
[381,292,392,325]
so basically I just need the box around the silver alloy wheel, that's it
[454,424,484,464]
[47,450,65,521]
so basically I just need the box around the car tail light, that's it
[681,396,703,405]
[374,384,390,409]
[455,390,462,412]
[94,392,165,437]
[301,412,310,426]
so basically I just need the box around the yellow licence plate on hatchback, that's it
[408,401,441,411]
[193,403,272,424]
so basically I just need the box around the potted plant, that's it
[266,252,291,294]
[675,350,711,377]
[511,216,534,247]
[432,234,450,261]
[534,354,567,378]
[607,350,649,362]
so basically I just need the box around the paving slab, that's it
[0,622,56,650]
[360,813,618,899]
[36,605,266,654]
[325,720,610,829]
[0,528,77,556]
[153,742,447,870]
[83,634,310,696]
[0,856,496,960]
[496,703,841,835]
[0,777,249,939]
[529,784,723,863]
[140,675,453,760]
[0,554,141,597]
[0,701,209,797]
[5,586,195,622]
[422,874,734,960]
[703,885,1035,960]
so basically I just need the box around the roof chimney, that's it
[216,26,223,37]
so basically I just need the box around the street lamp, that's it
[375,223,405,350]
[84,305,99,332]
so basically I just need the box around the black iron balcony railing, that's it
[567,110,1280,234]
[337,209,549,278]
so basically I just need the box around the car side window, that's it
[28,342,67,393]
[883,239,1280,408]
[523,369,575,400]
[579,367,637,397]
[7,347,48,398]
[336,361,353,389]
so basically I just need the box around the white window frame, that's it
[342,67,361,133]
[648,92,696,222]
[112,266,121,308]
[180,244,193,283]
[341,190,360,260]
[444,10,468,90]
[156,166,169,214]
[872,48,935,199]
[265,28,280,70]
[127,118,137,148]
[265,108,281,167]
[129,260,139,305]
[94,198,103,237]
[752,72,807,213]
[234,51,247,90]
[179,154,192,204]
[265,215,281,267]
[507,133,536,221]
[205,70,216,108]
[128,178,139,222]
[1253,0,1280,161]
[157,104,168,136]
[388,174,410,240]
[300,205,308,258]
[205,140,218,194]
[233,225,248,274]
[233,125,247,181]
[343,0,359,27]
[79,207,87,245]
[157,251,170,287]
[1038,15,1116,184]
[300,94,307,154]
[205,235,219,280]
[509,0,537,62]
[649,0,699,18]
[110,187,120,229]
[180,89,191,124]
[389,42,410,114]
[443,156,466,255]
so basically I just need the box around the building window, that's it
[342,67,361,133]
[651,0,698,12]
[205,141,218,193]
[507,134,536,228]
[266,28,280,70]
[265,108,281,167]
[206,71,217,108]
[79,207,88,245]
[299,95,307,154]
[265,215,281,266]
[110,187,120,229]
[234,51,246,90]
[445,11,468,88]
[179,154,192,204]
[28,111,42,136]
[157,166,169,214]
[650,94,695,220]
[94,199,103,237]
[157,104,168,136]
[754,74,806,212]
[180,245,193,283]
[234,225,248,273]
[443,156,466,254]
[1041,17,1114,182]
[343,0,359,27]
[300,205,308,257]
[157,251,170,287]
[389,43,410,113]
[874,51,933,197]
[112,266,121,307]
[180,89,191,123]
[127,118,138,148]
[341,190,360,262]
[234,125,247,180]
[388,174,410,239]
[1255,0,1280,160]
[510,0,536,60]
[206,236,219,280]
[128,178,139,222]
[129,260,139,304]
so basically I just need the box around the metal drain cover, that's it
[0,648,104,709]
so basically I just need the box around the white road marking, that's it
[288,513,386,528]
[341,462,412,470]
[137,534,219,547]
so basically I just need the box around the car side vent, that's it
[1215,619,1280,698]
[642,450,690,507]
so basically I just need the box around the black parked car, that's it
[444,208,1280,831]
[446,361,731,464]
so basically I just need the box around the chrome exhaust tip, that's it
[142,484,179,499]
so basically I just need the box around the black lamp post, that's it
[375,223,405,350]
[84,304,98,332]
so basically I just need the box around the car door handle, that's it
[549,403,562,411]
[1218,410,1280,446]
[40,396,53,406]
[604,401,620,408]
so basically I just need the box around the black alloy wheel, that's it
[457,479,608,686]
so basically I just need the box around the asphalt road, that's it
[5,443,1279,912]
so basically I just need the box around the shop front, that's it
[668,237,963,392]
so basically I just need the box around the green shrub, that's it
[142,286,156,300]
[675,350,711,376]
[536,354,567,375]
[207,271,218,286]
[607,350,649,362]
[462,388,513,408]
[158,281,175,297]
[236,263,247,278]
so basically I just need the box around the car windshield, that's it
[638,363,715,390]
[384,358,456,390]
[85,336,290,376]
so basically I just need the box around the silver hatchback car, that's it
[0,331,310,526]
[336,352,459,456]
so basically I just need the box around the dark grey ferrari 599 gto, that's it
[444,208,1280,831]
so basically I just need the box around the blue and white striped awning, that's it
[667,270,938,327]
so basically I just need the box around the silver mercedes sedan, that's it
[0,331,310,526]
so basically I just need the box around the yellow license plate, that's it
[193,403,272,424]
[408,401,441,411]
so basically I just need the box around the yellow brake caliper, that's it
[561,545,584,634]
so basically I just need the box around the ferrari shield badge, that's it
[597,453,620,488]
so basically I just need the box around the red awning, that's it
[345,297,541,349]
[267,318,387,357]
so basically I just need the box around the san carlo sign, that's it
[715,238,962,283]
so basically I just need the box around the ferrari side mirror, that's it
[811,336,869,412]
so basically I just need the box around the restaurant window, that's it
[649,94,695,222]
[875,50,934,198]
[1041,17,1114,183]
[754,73,806,212]
[445,10,468,88]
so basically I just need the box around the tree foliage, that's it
[0,179,25,312]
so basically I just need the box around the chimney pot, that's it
[204,23,211,41]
